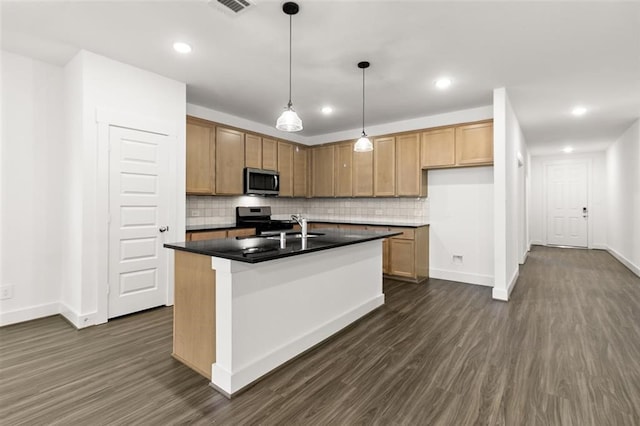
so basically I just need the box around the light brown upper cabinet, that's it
[185,115,492,198]
[215,126,245,195]
[277,142,294,197]
[186,117,215,195]
[420,121,493,169]
[245,134,262,169]
[421,127,455,168]
[262,138,278,171]
[293,145,308,197]
[311,145,335,197]
[373,136,396,196]
[334,142,353,197]
[455,121,493,166]
[396,133,427,197]
[353,148,374,197]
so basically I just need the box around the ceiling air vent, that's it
[210,0,255,15]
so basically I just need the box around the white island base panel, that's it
[210,240,384,397]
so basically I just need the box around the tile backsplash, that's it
[186,196,429,226]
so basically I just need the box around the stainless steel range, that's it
[236,206,294,235]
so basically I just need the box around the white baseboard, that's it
[429,268,494,287]
[492,287,508,301]
[59,303,97,329]
[591,243,608,250]
[531,239,544,246]
[0,302,59,327]
[492,267,519,301]
[212,294,384,397]
[519,250,529,265]
[607,246,640,278]
[59,303,81,328]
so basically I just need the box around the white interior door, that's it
[546,161,588,247]
[108,126,170,318]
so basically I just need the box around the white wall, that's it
[518,151,531,263]
[62,50,186,327]
[60,52,84,321]
[1,49,186,327]
[529,151,608,249]
[493,88,528,301]
[606,119,640,275]
[428,167,494,286]
[1,51,66,324]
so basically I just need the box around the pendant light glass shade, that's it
[354,61,373,152]
[277,104,303,132]
[276,2,302,132]
[354,132,373,152]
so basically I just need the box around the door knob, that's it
[159,226,169,233]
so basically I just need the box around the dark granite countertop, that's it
[164,229,400,264]
[185,219,428,233]
[309,219,429,228]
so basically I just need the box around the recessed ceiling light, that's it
[572,106,587,116]
[563,146,574,153]
[173,42,192,54]
[435,78,452,89]
[321,106,333,115]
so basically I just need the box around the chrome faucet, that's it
[291,213,308,238]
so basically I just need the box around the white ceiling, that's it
[2,1,639,155]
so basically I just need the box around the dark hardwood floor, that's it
[2,246,640,425]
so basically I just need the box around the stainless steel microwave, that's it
[244,168,279,196]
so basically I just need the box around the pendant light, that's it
[354,61,373,152]
[276,2,303,132]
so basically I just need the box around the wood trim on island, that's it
[173,250,216,380]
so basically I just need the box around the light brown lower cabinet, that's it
[364,225,429,282]
[186,228,256,241]
[187,230,227,241]
[382,238,390,274]
[388,226,429,282]
[310,222,429,282]
[389,238,415,278]
[227,228,256,238]
[308,223,339,230]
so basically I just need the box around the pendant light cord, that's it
[361,66,366,135]
[288,14,293,108]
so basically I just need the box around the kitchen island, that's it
[164,228,399,397]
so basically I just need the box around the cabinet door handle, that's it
[159,226,169,233]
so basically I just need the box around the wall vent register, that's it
[210,0,254,15]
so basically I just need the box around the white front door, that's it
[545,161,588,247]
[108,126,170,318]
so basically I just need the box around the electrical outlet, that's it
[453,255,463,265]
[0,285,14,300]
